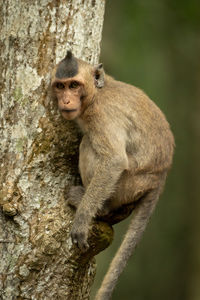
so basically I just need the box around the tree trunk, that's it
[0,1,112,299]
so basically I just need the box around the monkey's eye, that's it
[55,82,65,89]
[95,73,100,80]
[69,81,79,89]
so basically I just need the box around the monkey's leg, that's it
[67,185,85,208]
[95,188,160,300]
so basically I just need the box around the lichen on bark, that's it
[0,1,111,299]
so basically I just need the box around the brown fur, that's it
[51,54,174,300]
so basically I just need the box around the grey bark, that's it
[0,1,113,299]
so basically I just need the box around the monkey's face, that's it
[52,77,86,120]
[51,51,104,120]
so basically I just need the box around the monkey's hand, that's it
[67,185,85,208]
[70,215,89,252]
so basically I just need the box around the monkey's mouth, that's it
[61,109,77,113]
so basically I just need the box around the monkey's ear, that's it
[94,63,104,88]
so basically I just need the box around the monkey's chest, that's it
[79,136,98,187]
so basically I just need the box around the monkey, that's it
[51,50,174,300]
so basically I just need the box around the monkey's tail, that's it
[95,189,159,300]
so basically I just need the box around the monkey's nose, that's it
[64,100,70,104]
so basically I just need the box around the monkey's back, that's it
[96,76,174,175]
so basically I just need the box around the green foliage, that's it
[92,1,200,300]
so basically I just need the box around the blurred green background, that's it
[92,0,200,299]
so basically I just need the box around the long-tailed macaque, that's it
[51,51,174,300]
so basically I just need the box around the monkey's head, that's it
[51,51,104,120]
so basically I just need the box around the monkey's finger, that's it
[71,236,78,245]
[67,198,77,209]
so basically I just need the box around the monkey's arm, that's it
[70,155,128,251]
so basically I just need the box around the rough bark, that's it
[0,1,113,299]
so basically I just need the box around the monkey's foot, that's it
[97,202,136,225]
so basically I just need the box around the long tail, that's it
[95,189,159,300]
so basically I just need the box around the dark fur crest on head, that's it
[55,50,78,79]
